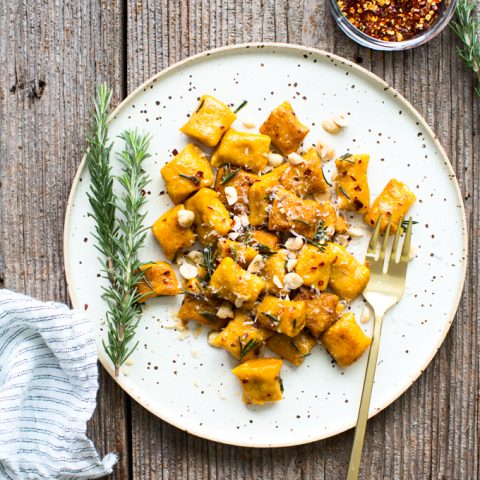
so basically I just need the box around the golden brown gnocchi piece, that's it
[211,310,273,360]
[335,154,370,214]
[137,262,180,301]
[328,243,370,301]
[161,144,214,204]
[232,358,284,405]
[209,257,266,308]
[364,179,416,233]
[266,331,317,366]
[180,95,236,147]
[256,295,306,337]
[151,204,196,261]
[211,129,271,173]
[260,101,309,155]
[321,312,372,368]
[184,188,232,246]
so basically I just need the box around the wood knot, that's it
[10,79,46,102]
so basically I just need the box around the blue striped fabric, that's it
[0,289,118,479]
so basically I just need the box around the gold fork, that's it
[347,214,413,480]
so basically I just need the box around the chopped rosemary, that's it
[196,99,205,112]
[279,376,284,393]
[230,245,238,263]
[180,288,205,301]
[179,173,200,185]
[307,220,328,251]
[290,339,300,352]
[234,100,248,113]
[202,246,216,281]
[293,218,310,226]
[401,219,418,231]
[221,163,240,184]
[300,352,312,359]
[256,243,275,256]
[238,337,260,360]
[264,313,280,324]
[321,167,332,187]
[292,319,297,331]
[338,153,355,163]
[200,311,218,322]
[338,185,351,199]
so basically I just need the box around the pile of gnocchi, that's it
[137,95,416,405]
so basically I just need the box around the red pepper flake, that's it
[338,0,442,41]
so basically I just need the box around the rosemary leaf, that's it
[338,185,351,199]
[179,173,200,185]
[321,167,332,187]
[200,311,218,322]
[401,219,419,231]
[234,100,248,113]
[202,246,216,281]
[338,153,355,163]
[265,313,280,324]
[290,339,300,352]
[221,165,240,184]
[293,218,310,226]
[256,243,275,256]
[238,337,260,360]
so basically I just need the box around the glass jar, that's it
[329,0,458,51]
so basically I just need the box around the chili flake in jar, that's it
[337,0,442,42]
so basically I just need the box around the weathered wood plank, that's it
[0,2,130,479]
[127,1,479,479]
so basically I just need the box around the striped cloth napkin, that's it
[0,289,118,479]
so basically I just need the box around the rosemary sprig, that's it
[238,337,260,360]
[86,85,152,376]
[102,130,151,376]
[452,0,480,97]
[234,100,248,113]
[86,84,117,284]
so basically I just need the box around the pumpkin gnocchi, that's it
[140,94,418,404]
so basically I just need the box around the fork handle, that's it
[346,311,385,480]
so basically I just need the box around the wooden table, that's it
[1,1,478,479]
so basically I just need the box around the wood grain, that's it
[126,1,479,480]
[0,0,478,479]
[0,1,130,479]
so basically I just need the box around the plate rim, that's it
[64,42,468,448]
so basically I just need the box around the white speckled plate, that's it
[64,44,467,447]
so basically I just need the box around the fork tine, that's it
[366,214,382,257]
[378,216,392,263]
[400,217,413,262]
[389,215,405,263]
